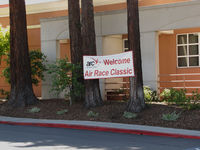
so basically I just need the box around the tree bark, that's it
[68,0,84,101]
[81,0,103,108]
[126,0,145,112]
[9,0,38,107]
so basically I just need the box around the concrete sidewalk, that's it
[0,116,200,139]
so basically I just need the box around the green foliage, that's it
[184,89,200,110]
[87,111,99,118]
[0,89,9,99]
[160,88,200,110]
[47,57,84,103]
[0,27,9,61]
[160,88,187,105]
[28,107,40,113]
[2,50,47,85]
[29,50,47,85]
[0,27,47,86]
[144,86,159,102]
[56,109,68,115]
[123,111,137,119]
[161,111,180,121]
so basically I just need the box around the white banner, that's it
[83,51,135,79]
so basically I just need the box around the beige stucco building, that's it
[1,0,200,99]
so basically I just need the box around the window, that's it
[123,39,129,52]
[177,33,200,68]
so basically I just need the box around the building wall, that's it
[159,27,200,93]
[102,35,123,91]
[0,0,197,98]
[0,10,68,98]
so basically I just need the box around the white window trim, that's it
[176,33,200,68]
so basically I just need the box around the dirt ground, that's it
[0,99,200,130]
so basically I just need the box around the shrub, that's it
[0,27,47,99]
[47,57,84,105]
[123,111,137,119]
[161,111,180,121]
[0,26,9,62]
[0,50,47,99]
[2,50,47,85]
[144,86,159,102]
[0,89,9,99]
[87,111,99,118]
[184,89,200,110]
[160,88,187,105]
[160,88,200,110]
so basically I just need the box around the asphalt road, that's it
[0,124,199,150]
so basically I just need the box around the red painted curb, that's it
[0,121,200,140]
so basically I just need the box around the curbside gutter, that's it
[0,116,200,140]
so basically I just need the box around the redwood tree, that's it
[127,0,145,112]
[81,0,103,108]
[9,0,38,107]
[68,0,84,101]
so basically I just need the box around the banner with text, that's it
[83,51,135,79]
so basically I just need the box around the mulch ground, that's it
[0,99,200,131]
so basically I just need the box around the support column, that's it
[140,32,158,90]
[41,40,58,99]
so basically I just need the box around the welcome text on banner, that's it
[83,51,135,79]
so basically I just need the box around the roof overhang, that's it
[0,0,126,17]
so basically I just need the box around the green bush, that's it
[0,89,9,99]
[0,27,47,99]
[160,88,200,110]
[144,86,159,102]
[2,50,47,85]
[184,89,200,110]
[123,111,137,119]
[47,57,84,105]
[161,111,180,121]
[160,88,187,105]
[0,27,47,85]
[87,111,99,118]
[0,27,9,61]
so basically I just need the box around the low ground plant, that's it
[123,111,137,119]
[28,107,40,113]
[56,109,68,115]
[161,111,180,121]
[87,111,99,118]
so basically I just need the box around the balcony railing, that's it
[158,73,200,95]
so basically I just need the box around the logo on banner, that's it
[83,51,135,79]
[86,58,100,67]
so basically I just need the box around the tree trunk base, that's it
[84,80,103,108]
[126,98,144,113]
[8,86,38,108]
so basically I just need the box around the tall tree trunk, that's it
[68,0,84,102]
[9,0,38,107]
[81,0,103,108]
[127,0,145,112]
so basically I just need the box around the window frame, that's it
[123,39,129,52]
[176,33,200,68]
